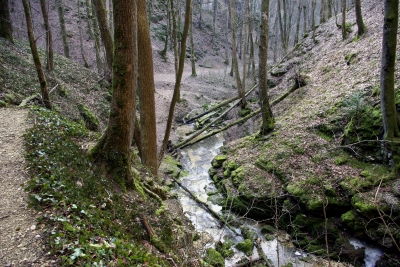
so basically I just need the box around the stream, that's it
[173,125,383,267]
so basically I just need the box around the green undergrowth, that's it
[24,107,175,266]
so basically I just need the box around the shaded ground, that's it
[0,108,53,266]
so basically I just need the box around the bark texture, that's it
[137,0,158,176]
[22,0,51,110]
[91,0,137,187]
[380,0,399,139]
[341,0,346,40]
[0,0,13,42]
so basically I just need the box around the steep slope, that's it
[210,0,400,265]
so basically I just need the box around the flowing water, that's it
[173,125,383,266]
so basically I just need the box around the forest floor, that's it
[0,108,53,266]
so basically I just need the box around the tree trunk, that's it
[198,0,202,29]
[39,0,53,71]
[170,0,178,76]
[355,0,365,37]
[57,0,69,58]
[78,0,89,68]
[190,0,197,77]
[0,0,12,42]
[227,0,246,108]
[242,0,249,91]
[248,0,255,82]
[311,0,316,40]
[303,4,307,34]
[321,0,326,23]
[159,0,192,164]
[259,0,274,135]
[22,0,51,110]
[380,0,400,139]
[341,0,346,40]
[92,0,113,80]
[328,0,332,18]
[294,1,301,44]
[85,0,103,73]
[212,0,217,43]
[277,0,286,52]
[137,0,158,176]
[108,0,113,36]
[90,0,137,188]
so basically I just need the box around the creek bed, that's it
[172,125,383,266]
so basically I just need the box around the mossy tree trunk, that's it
[259,0,274,135]
[22,0,51,110]
[227,0,246,108]
[341,0,346,40]
[355,0,365,37]
[320,0,326,23]
[137,0,158,176]
[92,0,113,80]
[380,0,400,140]
[90,0,137,188]
[39,0,53,71]
[57,0,69,58]
[0,0,13,42]
[158,0,192,164]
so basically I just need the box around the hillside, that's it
[1,0,400,266]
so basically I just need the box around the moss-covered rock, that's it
[235,239,253,256]
[215,241,234,258]
[211,154,228,168]
[204,248,225,267]
[77,103,99,131]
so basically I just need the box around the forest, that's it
[0,0,400,266]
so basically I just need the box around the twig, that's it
[49,84,59,94]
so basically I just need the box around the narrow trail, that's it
[0,108,49,266]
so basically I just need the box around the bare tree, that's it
[259,0,274,135]
[190,0,197,77]
[159,0,192,164]
[22,0,51,110]
[85,0,103,73]
[57,0,69,58]
[78,0,89,68]
[39,0,53,71]
[341,0,347,40]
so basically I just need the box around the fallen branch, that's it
[176,86,258,148]
[171,176,240,235]
[184,83,258,123]
[178,77,305,148]
[19,93,39,107]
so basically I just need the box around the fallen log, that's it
[177,76,306,148]
[184,83,258,123]
[171,176,240,236]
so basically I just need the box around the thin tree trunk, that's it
[277,0,286,52]
[90,0,137,188]
[311,0,316,40]
[303,3,307,33]
[108,0,113,35]
[22,0,51,110]
[190,0,197,77]
[355,0,365,37]
[160,0,170,60]
[242,0,249,91]
[170,0,178,76]
[259,0,274,135]
[39,0,53,71]
[228,0,246,108]
[198,0,203,29]
[78,0,89,68]
[85,0,103,73]
[380,0,400,139]
[248,0,255,81]
[341,0,347,40]
[328,0,332,18]
[57,0,69,58]
[159,0,192,164]
[321,0,326,23]
[0,0,13,42]
[92,0,113,80]
[294,1,301,44]
[137,0,158,176]
[212,0,217,43]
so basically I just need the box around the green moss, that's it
[213,155,228,168]
[215,241,234,258]
[0,100,6,107]
[238,107,251,117]
[344,52,358,64]
[77,103,99,131]
[351,195,376,215]
[204,248,225,267]
[334,155,349,165]
[235,239,253,256]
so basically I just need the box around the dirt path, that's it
[0,108,49,266]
